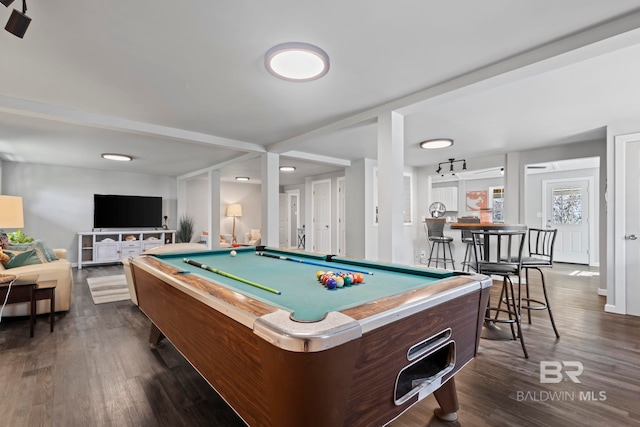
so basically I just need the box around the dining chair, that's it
[457,216,480,272]
[425,218,455,270]
[472,229,528,358]
[521,228,560,338]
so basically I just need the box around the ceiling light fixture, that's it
[435,158,466,176]
[420,138,454,150]
[265,42,330,82]
[279,166,296,172]
[4,0,31,39]
[235,176,250,181]
[101,153,132,162]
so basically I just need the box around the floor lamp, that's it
[226,204,242,244]
[0,195,24,247]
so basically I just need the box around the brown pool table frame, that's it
[131,254,491,427]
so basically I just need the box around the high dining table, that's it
[448,222,528,340]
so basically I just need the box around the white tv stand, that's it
[77,230,176,269]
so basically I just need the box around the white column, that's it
[504,152,520,224]
[377,111,405,263]
[208,170,221,249]
[261,152,279,247]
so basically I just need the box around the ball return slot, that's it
[394,340,456,405]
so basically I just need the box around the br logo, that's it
[540,361,583,383]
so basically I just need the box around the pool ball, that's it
[326,277,337,290]
[343,275,353,286]
[230,250,237,257]
[316,271,325,281]
[355,273,364,283]
[335,277,344,288]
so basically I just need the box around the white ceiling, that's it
[1,1,640,185]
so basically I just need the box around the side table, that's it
[0,273,54,337]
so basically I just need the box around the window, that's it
[552,187,582,224]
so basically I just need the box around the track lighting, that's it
[435,158,467,176]
[4,0,30,38]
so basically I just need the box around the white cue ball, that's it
[230,250,237,257]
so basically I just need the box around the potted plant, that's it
[177,214,195,243]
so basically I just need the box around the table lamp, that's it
[226,203,242,244]
[0,195,24,248]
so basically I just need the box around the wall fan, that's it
[429,202,446,218]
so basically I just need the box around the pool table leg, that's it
[149,323,165,347]
[433,377,459,422]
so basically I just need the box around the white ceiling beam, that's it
[0,95,265,154]
[177,152,261,180]
[282,150,351,167]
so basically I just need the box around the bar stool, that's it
[458,216,480,271]
[425,218,455,270]
[521,228,560,338]
[472,229,528,358]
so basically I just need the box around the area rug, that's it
[87,275,131,304]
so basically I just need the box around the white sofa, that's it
[0,248,74,316]
[122,242,208,306]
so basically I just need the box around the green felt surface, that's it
[153,247,453,322]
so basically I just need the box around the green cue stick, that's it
[255,252,374,275]
[183,258,281,295]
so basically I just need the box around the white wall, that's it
[220,182,262,243]
[1,161,177,265]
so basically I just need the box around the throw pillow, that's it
[250,229,261,241]
[3,248,47,268]
[7,240,58,262]
[220,234,228,243]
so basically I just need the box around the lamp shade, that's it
[0,195,24,228]
[226,204,242,217]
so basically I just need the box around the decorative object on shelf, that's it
[226,203,243,244]
[436,158,467,176]
[163,215,168,230]
[125,235,136,241]
[429,202,447,218]
[177,215,195,243]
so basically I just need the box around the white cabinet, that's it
[77,230,176,269]
[430,187,458,211]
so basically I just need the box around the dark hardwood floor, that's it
[1,263,638,426]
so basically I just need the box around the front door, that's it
[543,179,590,264]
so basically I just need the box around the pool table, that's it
[130,246,491,427]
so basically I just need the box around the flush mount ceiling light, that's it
[279,166,296,172]
[265,42,330,82]
[235,176,250,181]
[4,0,31,38]
[419,138,454,150]
[101,153,132,162]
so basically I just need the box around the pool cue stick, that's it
[255,252,374,275]
[183,258,281,295]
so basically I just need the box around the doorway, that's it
[542,178,592,264]
[312,179,331,253]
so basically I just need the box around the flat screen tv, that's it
[94,194,163,229]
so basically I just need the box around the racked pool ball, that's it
[335,276,344,288]
[326,277,337,290]
[316,271,325,281]
[354,273,364,283]
[343,275,353,286]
